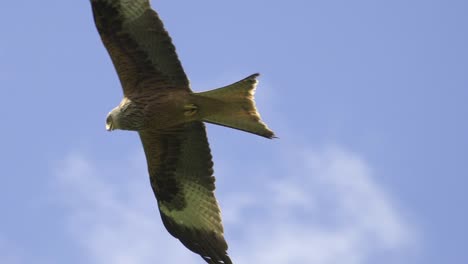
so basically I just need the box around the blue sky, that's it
[1,0,467,263]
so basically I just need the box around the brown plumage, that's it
[90,0,274,263]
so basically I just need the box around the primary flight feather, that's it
[90,1,274,263]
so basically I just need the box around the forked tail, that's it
[192,73,275,139]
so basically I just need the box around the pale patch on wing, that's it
[159,181,223,234]
[119,0,149,21]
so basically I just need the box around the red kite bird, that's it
[90,1,274,263]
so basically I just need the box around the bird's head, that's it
[105,98,141,131]
[105,107,120,131]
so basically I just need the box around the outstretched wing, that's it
[139,122,232,264]
[90,0,190,94]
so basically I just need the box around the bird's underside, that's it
[90,0,274,263]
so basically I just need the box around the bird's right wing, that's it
[139,122,232,264]
[90,0,190,94]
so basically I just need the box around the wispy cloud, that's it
[224,146,414,264]
[53,153,200,264]
[53,145,415,264]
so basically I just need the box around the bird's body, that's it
[107,88,194,131]
[90,0,274,263]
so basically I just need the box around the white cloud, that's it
[54,153,199,264]
[226,146,414,264]
[53,146,415,264]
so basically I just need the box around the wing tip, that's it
[159,211,232,264]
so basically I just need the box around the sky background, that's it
[1,0,467,263]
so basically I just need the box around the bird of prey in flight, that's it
[90,0,274,263]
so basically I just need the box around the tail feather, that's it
[193,73,275,139]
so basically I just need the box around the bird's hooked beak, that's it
[106,123,114,131]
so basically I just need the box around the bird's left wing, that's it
[90,0,190,94]
[139,122,232,264]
